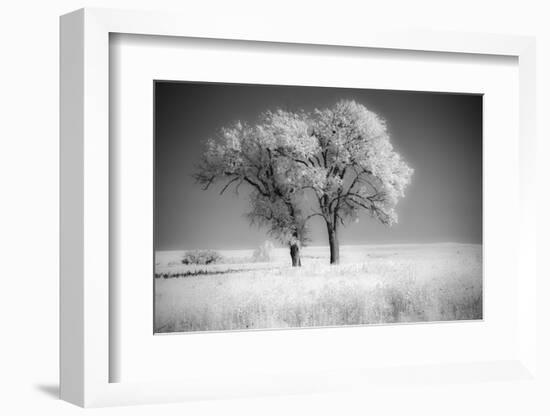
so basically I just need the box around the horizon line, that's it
[156,241,482,252]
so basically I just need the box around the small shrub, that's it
[181,250,223,265]
[252,241,275,262]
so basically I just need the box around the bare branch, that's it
[304,212,326,222]
[219,177,240,195]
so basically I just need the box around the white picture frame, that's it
[60,7,537,407]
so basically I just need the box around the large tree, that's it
[294,100,414,264]
[195,100,413,266]
[194,110,312,266]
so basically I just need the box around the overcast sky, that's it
[155,81,482,251]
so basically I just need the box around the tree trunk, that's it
[327,222,340,264]
[290,242,302,267]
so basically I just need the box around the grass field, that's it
[154,243,482,333]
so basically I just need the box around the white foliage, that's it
[194,99,414,246]
[306,100,414,226]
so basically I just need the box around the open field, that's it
[154,243,482,333]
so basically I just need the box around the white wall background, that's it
[0,1,548,415]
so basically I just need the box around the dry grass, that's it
[154,243,482,333]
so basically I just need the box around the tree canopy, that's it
[194,100,413,266]
[194,111,311,266]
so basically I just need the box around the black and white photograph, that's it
[154,81,483,334]
[3,0,547,412]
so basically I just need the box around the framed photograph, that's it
[60,8,538,407]
[152,81,483,334]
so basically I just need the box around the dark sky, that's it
[155,81,482,250]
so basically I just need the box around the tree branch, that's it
[243,176,269,197]
[304,212,326,222]
[219,177,240,195]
